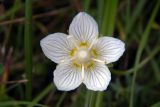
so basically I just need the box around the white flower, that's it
[40,12,125,91]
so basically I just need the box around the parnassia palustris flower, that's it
[40,12,125,91]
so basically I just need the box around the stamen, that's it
[67,35,79,49]
[92,58,105,64]
[67,35,72,39]
[60,60,65,63]
[81,64,85,81]
[88,38,98,50]
[60,57,75,63]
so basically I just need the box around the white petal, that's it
[69,12,98,44]
[54,62,82,91]
[40,33,74,63]
[94,37,125,64]
[83,63,111,91]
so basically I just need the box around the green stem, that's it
[101,0,118,35]
[125,0,130,30]
[129,1,160,107]
[97,0,104,28]
[25,0,33,101]
[84,0,91,12]
[112,45,160,75]
[28,84,54,107]
[89,91,94,107]
[84,90,94,107]
[146,47,160,82]
[84,90,91,107]
[0,101,48,107]
[126,0,146,37]
[95,92,103,107]
[56,92,67,107]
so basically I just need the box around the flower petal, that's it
[40,33,74,63]
[54,62,82,91]
[83,63,111,91]
[69,12,98,44]
[94,37,125,64]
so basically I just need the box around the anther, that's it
[92,58,105,64]
[82,65,85,81]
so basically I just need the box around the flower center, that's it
[67,37,105,69]
[77,49,90,64]
[66,36,106,80]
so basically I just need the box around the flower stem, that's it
[95,92,103,107]
[56,92,67,107]
[25,0,33,101]
[84,0,91,12]
[28,84,54,107]
[84,90,95,107]
[101,0,118,35]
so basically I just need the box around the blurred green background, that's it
[0,0,160,107]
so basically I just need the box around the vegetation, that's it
[0,0,160,107]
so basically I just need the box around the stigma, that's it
[77,49,90,64]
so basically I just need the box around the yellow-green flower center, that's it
[69,41,100,69]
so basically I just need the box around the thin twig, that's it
[0,7,69,26]
[0,79,28,84]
